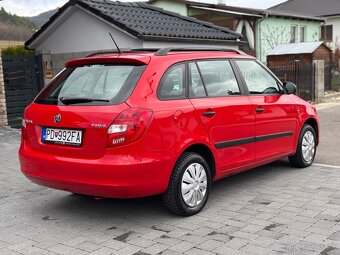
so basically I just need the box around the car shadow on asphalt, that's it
[38,158,300,220]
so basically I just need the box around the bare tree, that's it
[261,24,289,60]
[262,24,289,49]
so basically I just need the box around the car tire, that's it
[163,152,211,216]
[289,124,317,168]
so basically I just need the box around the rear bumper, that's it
[19,145,172,198]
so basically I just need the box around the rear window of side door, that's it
[188,59,255,173]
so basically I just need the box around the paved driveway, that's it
[1,126,340,255]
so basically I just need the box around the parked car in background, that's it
[19,48,319,216]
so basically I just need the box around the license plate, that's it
[42,127,82,146]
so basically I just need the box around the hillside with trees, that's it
[26,9,57,28]
[0,7,37,40]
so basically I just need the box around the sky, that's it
[0,0,287,17]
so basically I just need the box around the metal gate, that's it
[2,55,44,128]
[268,60,315,102]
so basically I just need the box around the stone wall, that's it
[0,50,8,126]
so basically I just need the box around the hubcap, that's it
[181,163,207,207]
[302,130,315,163]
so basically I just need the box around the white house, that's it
[26,0,242,81]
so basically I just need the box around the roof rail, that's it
[131,48,160,52]
[154,47,247,56]
[85,47,247,58]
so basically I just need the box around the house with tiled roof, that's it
[26,0,243,53]
[148,0,325,62]
[25,0,242,81]
[269,0,340,51]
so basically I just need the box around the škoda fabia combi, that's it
[19,48,319,216]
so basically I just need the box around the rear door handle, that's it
[203,111,216,117]
[255,107,265,113]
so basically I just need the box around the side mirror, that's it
[283,82,297,95]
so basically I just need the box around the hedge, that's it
[1,45,35,56]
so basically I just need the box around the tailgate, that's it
[23,103,129,159]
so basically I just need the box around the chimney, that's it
[218,0,226,5]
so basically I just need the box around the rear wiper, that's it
[60,97,110,105]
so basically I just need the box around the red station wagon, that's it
[19,48,319,216]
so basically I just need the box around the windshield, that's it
[35,64,146,105]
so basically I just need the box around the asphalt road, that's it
[315,103,340,166]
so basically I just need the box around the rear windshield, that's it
[35,64,146,105]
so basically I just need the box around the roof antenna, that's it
[109,32,123,54]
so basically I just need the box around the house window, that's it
[290,25,297,43]
[300,26,306,42]
[321,25,333,42]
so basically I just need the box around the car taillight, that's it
[107,108,153,147]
